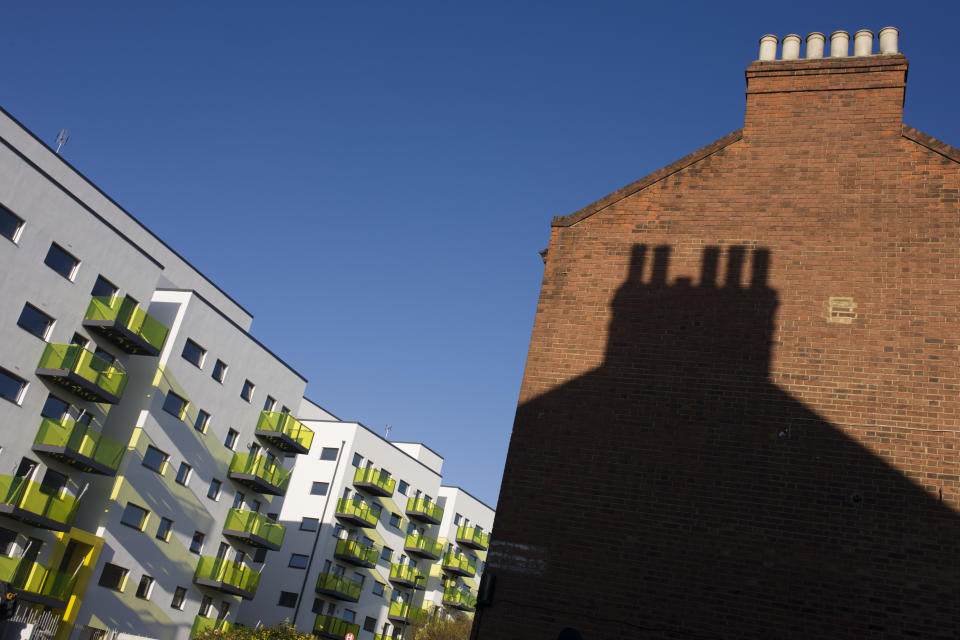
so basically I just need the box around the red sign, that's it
[345,634,354,640]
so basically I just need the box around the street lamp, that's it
[399,574,426,639]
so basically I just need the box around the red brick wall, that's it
[476,55,960,639]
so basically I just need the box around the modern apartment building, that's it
[0,103,492,640]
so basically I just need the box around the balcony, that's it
[314,572,362,602]
[190,616,236,638]
[254,411,314,455]
[32,417,124,476]
[441,552,477,577]
[388,563,426,589]
[405,496,443,525]
[442,587,477,611]
[313,614,360,640]
[455,525,490,551]
[388,601,429,625]
[334,538,378,568]
[82,296,169,356]
[36,343,128,404]
[334,497,380,528]
[227,452,290,496]
[0,474,80,532]
[193,556,260,599]
[352,467,396,497]
[222,508,286,551]
[404,533,442,560]
[0,556,77,610]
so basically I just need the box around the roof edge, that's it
[553,128,743,227]
[902,125,960,164]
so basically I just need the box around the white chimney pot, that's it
[782,34,802,60]
[854,29,874,56]
[758,35,779,61]
[806,32,825,59]
[878,26,899,54]
[830,30,850,57]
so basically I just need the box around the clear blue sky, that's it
[4,2,958,506]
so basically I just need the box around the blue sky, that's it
[4,2,959,506]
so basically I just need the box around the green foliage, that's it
[411,614,473,640]
[194,621,312,640]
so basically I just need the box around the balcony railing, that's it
[334,538,378,568]
[334,497,380,528]
[314,572,362,602]
[388,563,426,589]
[0,474,80,532]
[455,525,490,551]
[227,452,291,496]
[405,496,444,524]
[32,417,124,476]
[193,556,261,599]
[313,614,360,640]
[442,587,477,611]
[441,552,477,577]
[36,343,128,404]
[222,508,286,550]
[254,411,314,455]
[352,467,396,497]
[0,555,78,609]
[388,601,429,625]
[190,616,236,638]
[404,532,442,560]
[82,296,169,356]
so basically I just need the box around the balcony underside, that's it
[82,319,161,356]
[455,536,487,551]
[314,586,359,603]
[388,575,424,590]
[193,576,256,600]
[353,480,391,497]
[404,545,440,561]
[254,429,308,455]
[227,472,285,496]
[333,512,375,528]
[0,504,70,533]
[222,527,282,551]
[442,565,475,577]
[444,600,475,612]
[333,551,375,568]
[35,368,121,404]
[32,443,117,476]
[406,510,441,525]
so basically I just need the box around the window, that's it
[207,479,222,501]
[263,395,276,411]
[281,406,290,414]
[98,563,128,591]
[93,347,116,365]
[289,554,309,569]
[380,547,392,562]
[0,204,24,243]
[162,391,188,420]
[310,482,329,496]
[175,463,192,486]
[352,453,363,468]
[389,513,402,529]
[90,275,118,298]
[320,447,338,461]
[181,339,206,369]
[398,480,409,495]
[171,586,188,610]
[240,379,255,402]
[194,410,210,433]
[142,445,168,474]
[363,617,377,632]
[224,429,239,450]
[453,513,462,526]
[0,368,26,405]
[44,243,79,280]
[232,492,245,509]
[251,500,261,513]
[342,610,356,624]
[17,304,54,340]
[120,503,149,530]
[219,601,231,619]
[278,591,298,608]
[352,572,365,587]
[156,517,173,542]
[70,332,89,348]
[312,598,324,615]
[135,575,154,600]
[253,548,267,563]
[300,517,319,532]
[198,595,213,617]
[40,394,69,420]
[189,531,205,554]
[211,359,228,383]
[332,524,344,538]
[372,582,385,597]
[267,512,279,521]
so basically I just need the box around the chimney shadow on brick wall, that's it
[484,244,959,639]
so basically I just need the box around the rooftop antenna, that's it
[55,129,69,154]
[385,424,392,440]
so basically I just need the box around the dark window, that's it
[232,492,245,509]
[156,517,173,542]
[372,582,385,597]
[90,275,118,298]
[93,347,116,366]
[0,527,17,556]
[320,447,338,461]
[300,518,319,532]
[98,563,128,591]
[171,586,188,610]
[240,379,255,402]
[189,531,204,554]
[278,591,298,608]
[162,391,188,419]
[342,610,356,624]
[281,405,290,414]
[181,339,206,368]
[380,547,392,562]
[310,482,329,496]
[352,453,363,467]
[142,445,168,473]
[120,503,149,530]
[253,548,267,563]
[175,463,192,486]
[198,595,212,617]
[44,243,79,280]
[363,616,377,632]
[135,575,154,600]
[17,304,54,340]
[398,480,409,495]
[40,394,69,420]
[311,598,324,615]
[212,359,227,383]
[389,513,401,528]
[224,429,239,450]
[267,512,279,521]
[289,554,309,569]
[207,479,222,501]
[70,332,88,348]
[39,469,66,494]
[194,410,210,433]
[0,204,24,243]
[0,368,26,405]
[263,395,276,411]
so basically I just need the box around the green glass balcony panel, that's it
[223,508,286,551]
[388,563,426,589]
[405,496,443,524]
[0,474,80,532]
[441,552,477,577]
[455,525,490,550]
[193,556,261,599]
[334,497,380,528]
[442,587,477,611]
[334,538,378,567]
[254,411,314,455]
[352,467,396,497]
[374,635,403,640]
[83,296,169,356]
[228,452,291,496]
[314,572,362,602]
[36,343,128,404]
[1,557,77,609]
[191,616,236,638]
[313,614,360,640]
[388,601,429,625]
[33,417,124,476]
[404,533,442,560]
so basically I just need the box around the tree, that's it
[410,614,473,640]
[193,621,312,640]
